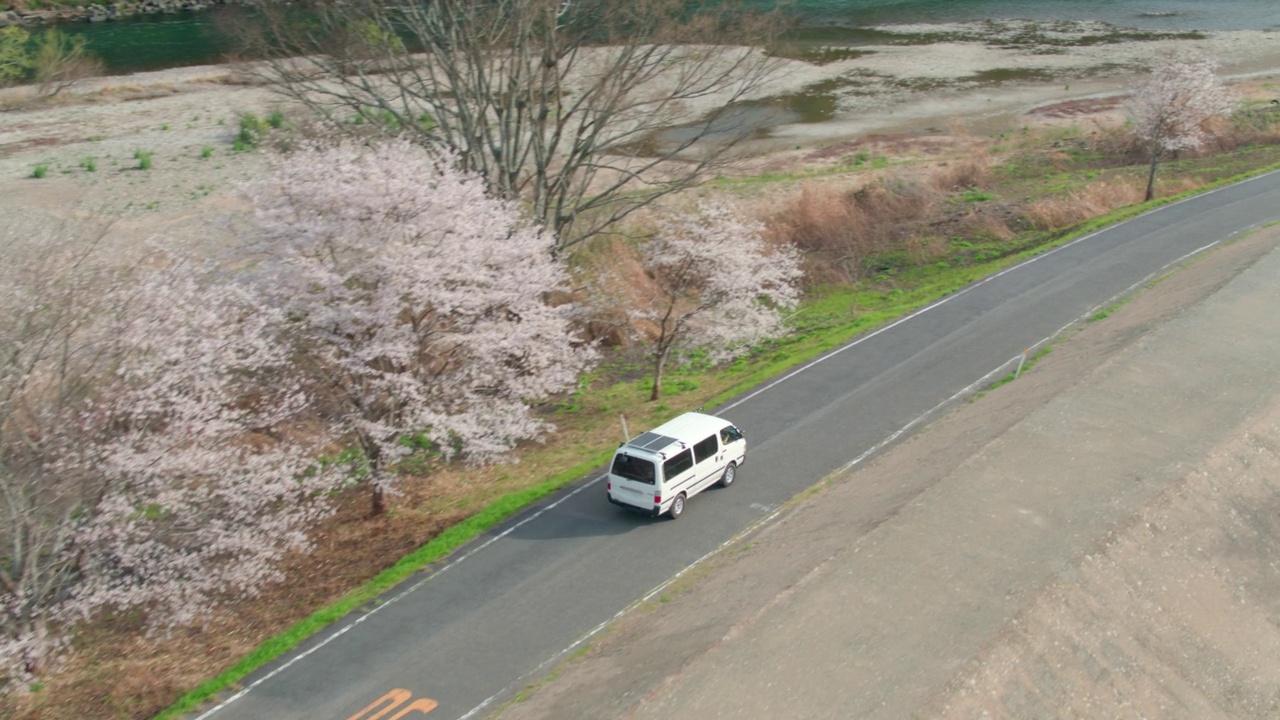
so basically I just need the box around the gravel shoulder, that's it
[491,226,1280,720]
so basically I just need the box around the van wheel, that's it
[668,493,686,520]
[719,462,736,488]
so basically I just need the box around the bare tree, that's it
[247,139,596,516]
[0,238,337,689]
[632,202,802,401]
[1127,49,1236,201]
[237,0,786,253]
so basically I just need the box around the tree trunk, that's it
[1144,146,1162,202]
[650,348,668,402]
[367,445,386,517]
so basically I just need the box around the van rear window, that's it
[611,454,655,484]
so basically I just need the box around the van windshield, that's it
[611,454,656,484]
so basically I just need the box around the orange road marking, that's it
[345,686,430,712]
[388,698,439,718]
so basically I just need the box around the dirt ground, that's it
[490,224,1280,720]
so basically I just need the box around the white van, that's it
[606,411,746,519]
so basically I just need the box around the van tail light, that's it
[607,481,611,491]
[654,495,662,504]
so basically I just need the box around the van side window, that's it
[663,449,694,480]
[720,426,744,444]
[692,435,719,463]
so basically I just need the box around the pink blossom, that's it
[0,241,337,689]
[1127,50,1236,200]
[635,201,803,400]
[247,139,596,514]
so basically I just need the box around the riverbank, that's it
[757,22,1280,148]
[0,1,237,28]
[3,22,1278,247]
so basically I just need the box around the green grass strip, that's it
[154,450,615,720]
[156,159,1280,720]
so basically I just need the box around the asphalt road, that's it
[191,170,1280,720]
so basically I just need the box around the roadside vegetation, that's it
[3,31,1280,720]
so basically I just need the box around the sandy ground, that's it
[491,221,1280,720]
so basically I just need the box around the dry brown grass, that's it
[926,153,993,193]
[767,163,989,283]
[1207,110,1280,152]
[766,184,874,283]
[956,210,1017,242]
[1024,179,1146,230]
[1083,122,1146,163]
[571,234,666,346]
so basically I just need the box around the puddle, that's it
[633,77,866,156]
[650,103,803,154]
[963,67,1058,85]
[771,44,875,66]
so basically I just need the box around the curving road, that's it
[191,169,1280,720]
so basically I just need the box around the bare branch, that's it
[238,0,787,252]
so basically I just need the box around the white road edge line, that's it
[722,170,1274,415]
[195,170,1270,718]
[453,235,1231,720]
[194,475,609,720]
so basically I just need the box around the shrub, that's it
[235,112,266,150]
[0,26,33,86]
[133,149,153,170]
[79,157,96,172]
[32,28,102,97]
[30,164,48,179]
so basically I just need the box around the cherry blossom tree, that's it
[0,238,337,689]
[636,202,803,401]
[248,139,596,516]
[1127,50,1236,201]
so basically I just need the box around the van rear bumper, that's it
[608,493,663,517]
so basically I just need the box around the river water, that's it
[36,0,1280,76]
